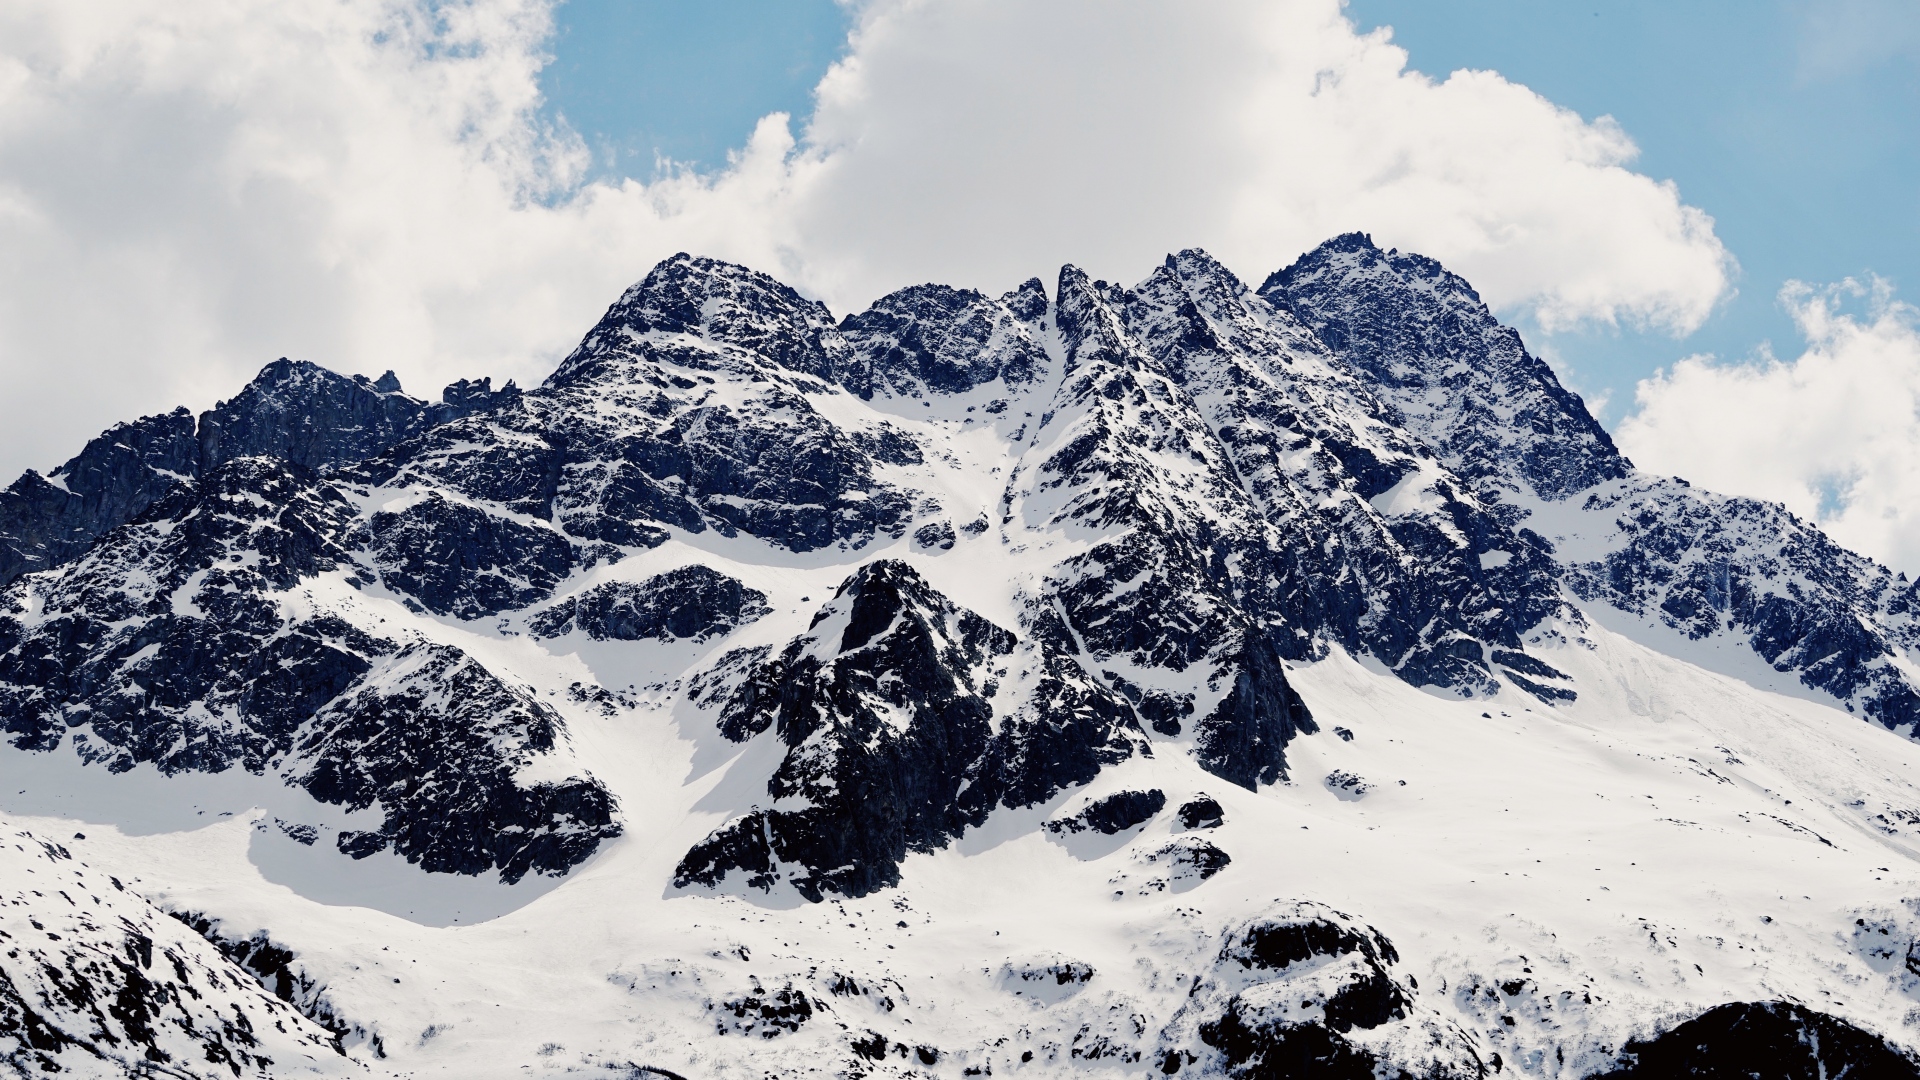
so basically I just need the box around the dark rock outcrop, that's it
[1566,478,1920,731]
[1591,1000,1920,1079]
[1158,902,1486,1080]
[1141,837,1231,884]
[366,490,581,620]
[0,457,619,882]
[674,560,1146,900]
[1177,795,1224,830]
[1044,789,1167,835]
[715,984,817,1039]
[198,358,466,475]
[529,565,769,641]
[0,407,200,589]
[0,359,511,591]
[1192,633,1318,790]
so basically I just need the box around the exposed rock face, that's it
[0,359,509,591]
[529,565,769,642]
[0,824,347,1077]
[558,251,847,386]
[1177,795,1224,830]
[1262,231,1628,504]
[198,358,474,475]
[1264,233,1920,732]
[1158,902,1487,1080]
[1114,249,1568,699]
[0,458,365,763]
[350,255,919,563]
[1005,249,1569,729]
[0,407,200,589]
[837,280,1049,398]
[366,489,583,620]
[1564,477,1920,730]
[1006,262,1324,785]
[1593,1000,1920,1079]
[290,641,618,879]
[0,458,618,882]
[1044,789,1167,836]
[674,560,1146,901]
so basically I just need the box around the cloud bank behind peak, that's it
[0,0,1731,481]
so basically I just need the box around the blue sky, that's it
[541,0,1920,422]
[540,1,847,174]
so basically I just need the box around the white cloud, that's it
[0,0,801,477]
[786,1,1731,328]
[0,0,1732,480]
[1617,279,1920,574]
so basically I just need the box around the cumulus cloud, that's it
[786,1,1731,329]
[0,0,1732,479]
[1618,279,1920,573]
[0,0,800,477]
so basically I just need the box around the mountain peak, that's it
[1262,238,1626,501]
[199,358,443,475]
[1001,276,1049,321]
[552,252,843,387]
[838,281,1049,399]
[1162,247,1240,286]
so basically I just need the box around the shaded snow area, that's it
[5,236,1920,1077]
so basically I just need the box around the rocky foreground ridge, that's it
[4,234,1920,1077]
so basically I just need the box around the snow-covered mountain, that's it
[5,234,1920,1078]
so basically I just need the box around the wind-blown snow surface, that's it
[6,236,1920,1077]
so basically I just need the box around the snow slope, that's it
[9,616,1920,1076]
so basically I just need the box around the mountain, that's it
[0,822,352,1077]
[0,360,517,590]
[4,236,1920,1078]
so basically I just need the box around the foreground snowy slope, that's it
[0,824,352,1077]
[5,235,1920,1077]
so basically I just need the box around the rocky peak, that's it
[0,357,520,591]
[676,559,1144,901]
[0,407,200,588]
[1054,264,1144,373]
[1002,276,1049,322]
[1261,232,1628,502]
[1126,248,1334,384]
[836,282,1049,399]
[198,358,439,475]
[550,253,845,387]
[816,558,991,659]
[438,374,521,416]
